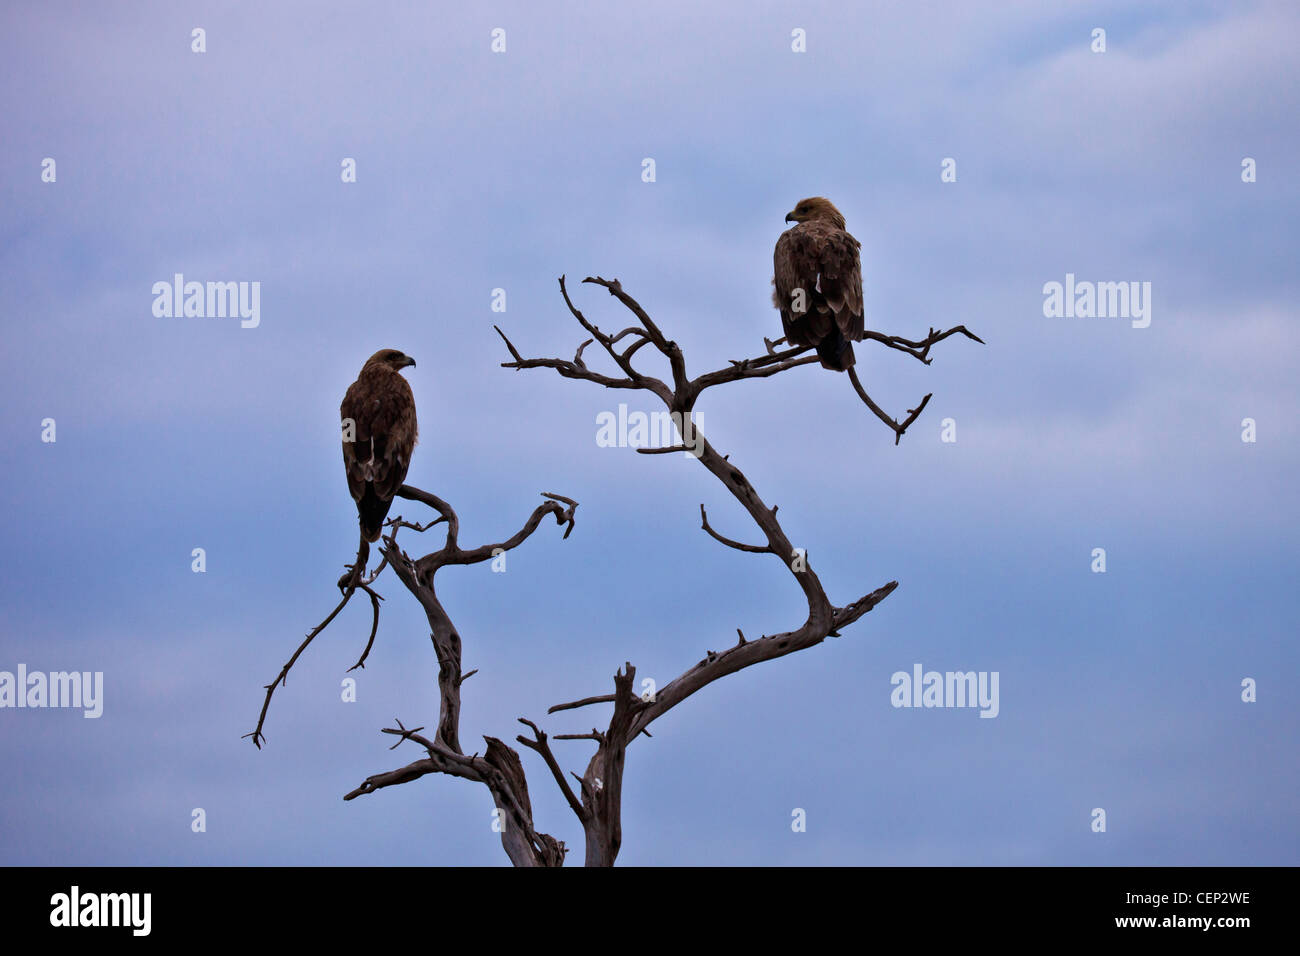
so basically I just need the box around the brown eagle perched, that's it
[772,196,865,371]
[340,349,418,543]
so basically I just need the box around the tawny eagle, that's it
[340,349,418,543]
[772,196,865,371]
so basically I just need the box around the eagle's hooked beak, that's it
[785,212,797,223]
[404,357,417,368]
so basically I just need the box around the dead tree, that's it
[248,275,980,866]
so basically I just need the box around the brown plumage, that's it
[340,349,418,543]
[772,196,865,371]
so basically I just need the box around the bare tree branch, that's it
[345,584,383,672]
[244,537,372,749]
[516,718,589,823]
[555,730,606,743]
[548,693,620,714]
[861,324,985,364]
[699,503,774,554]
[583,276,687,392]
[847,367,934,445]
[481,275,978,864]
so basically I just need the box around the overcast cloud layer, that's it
[1,1,1297,866]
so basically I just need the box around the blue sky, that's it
[1,0,1296,865]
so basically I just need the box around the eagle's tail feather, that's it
[816,330,856,371]
[357,486,392,543]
